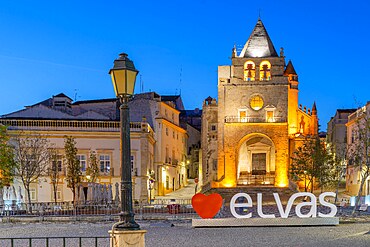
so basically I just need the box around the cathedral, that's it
[201,18,318,190]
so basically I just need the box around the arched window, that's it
[244,61,255,81]
[259,61,271,81]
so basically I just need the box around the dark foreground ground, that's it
[0,220,369,247]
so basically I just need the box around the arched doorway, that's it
[237,134,276,185]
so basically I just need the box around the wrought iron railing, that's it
[0,199,196,221]
[0,236,109,247]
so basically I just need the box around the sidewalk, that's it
[155,179,197,200]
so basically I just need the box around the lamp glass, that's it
[110,69,137,97]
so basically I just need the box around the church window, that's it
[238,109,248,122]
[259,61,271,81]
[265,105,276,122]
[250,95,264,111]
[266,110,274,122]
[244,61,255,81]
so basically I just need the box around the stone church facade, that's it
[202,19,318,190]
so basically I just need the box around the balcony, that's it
[0,119,154,137]
[224,116,286,123]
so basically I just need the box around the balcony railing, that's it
[225,116,286,123]
[0,119,154,136]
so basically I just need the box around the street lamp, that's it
[109,53,139,230]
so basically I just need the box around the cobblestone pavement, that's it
[0,220,369,247]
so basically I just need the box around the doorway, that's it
[252,153,266,175]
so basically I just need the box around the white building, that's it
[346,102,370,198]
[1,92,188,203]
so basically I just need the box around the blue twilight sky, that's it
[0,0,369,131]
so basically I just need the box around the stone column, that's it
[109,230,147,247]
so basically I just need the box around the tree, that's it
[86,150,99,183]
[290,136,334,193]
[347,110,370,215]
[12,133,53,213]
[326,145,347,204]
[0,125,15,189]
[49,149,61,204]
[64,136,81,203]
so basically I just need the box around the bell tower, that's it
[215,18,289,188]
[202,18,319,190]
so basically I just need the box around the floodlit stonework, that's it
[202,19,318,190]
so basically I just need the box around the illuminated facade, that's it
[0,92,187,202]
[346,103,370,197]
[202,19,318,189]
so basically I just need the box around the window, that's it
[51,155,63,172]
[211,124,217,131]
[30,188,37,201]
[131,155,135,174]
[259,61,271,81]
[239,110,248,122]
[99,154,111,173]
[77,154,87,172]
[250,95,264,111]
[52,189,62,201]
[172,150,176,165]
[173,130,175,139]
[166,128,168,136]
[165,147,169,163]
[244,61,256,81]
[166,176,169,190]
[266,110,274,122]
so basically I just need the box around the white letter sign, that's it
[230,193,252,218]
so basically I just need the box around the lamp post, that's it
[109,53,139,230]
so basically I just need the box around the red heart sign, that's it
[192,193,223,219]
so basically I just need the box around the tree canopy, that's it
[290,136,336,192]
[0,125,15,188]
[64,136,81,203]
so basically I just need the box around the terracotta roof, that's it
[284,60,297,75]
[240,19,278,58]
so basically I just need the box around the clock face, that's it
[250,95,264,111]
